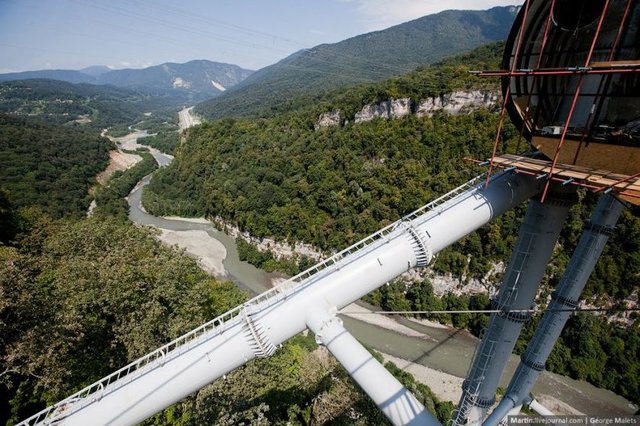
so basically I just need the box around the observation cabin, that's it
[482,0,640,205]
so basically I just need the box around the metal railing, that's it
[19,172,491,426]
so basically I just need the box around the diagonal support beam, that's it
[306,307,440,426]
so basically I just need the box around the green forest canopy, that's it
[0,79,181,133]
[0,114,111,219]
[1,38,638,424]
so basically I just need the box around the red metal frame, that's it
[515,0,557,153]
[593,172,640,193]
[492,162,640,199]
[572,0,635,164]
[610,0,635,57]
[485,0,532,187]
[540,0,612,202]
[474,67,640,78]
[472,0,640,203]
[468,154,640,202]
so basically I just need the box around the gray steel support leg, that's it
[453,188,576,426]
[483,194,623,426]
[306,308,440,426]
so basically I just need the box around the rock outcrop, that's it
[314,91,499,130]
[416,90,498,117]
[211,216,324,262]
[314,110,342,130]
[354,98,412,123]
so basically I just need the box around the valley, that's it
[1,2,639,425]
[0,60,254,103]
[123,128,635,417]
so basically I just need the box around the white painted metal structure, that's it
[306,308,440,426]
[526,398,554,417]
[18,171,542,426]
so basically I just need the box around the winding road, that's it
[178,106,201,131]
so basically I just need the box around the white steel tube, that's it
[21,171,542,426]
[527,398,554,417]
[306,308,440,426]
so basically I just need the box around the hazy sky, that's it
[0,0,523,73]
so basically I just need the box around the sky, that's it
[0,0,523,73]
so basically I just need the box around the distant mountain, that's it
[0,60,253,102]
[98,60,252,100]
[79,65,112,77]
[0,69,94,84]
[195,6,518,120]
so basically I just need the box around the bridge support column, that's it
[453,188,576,426]
[484,194,623,426]
[306,307,440,426]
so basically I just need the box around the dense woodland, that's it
[0,114,110,218]
[92,151,158,221]
[145,43,640,301]
[0,209,246,424]
[141,130,181,155]
[1,34,639,424]
[144,40,508,246]
[0,79,180,136]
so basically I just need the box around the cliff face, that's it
[354,98,412,123]
[314,110,342,130]
[315,90,499,129]
[416,90,498,116]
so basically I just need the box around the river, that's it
[128,174,280,294]
[122,130,637,417]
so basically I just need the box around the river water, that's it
[123,131,637,416]
[344,314,636,415]
[128,175,279,295]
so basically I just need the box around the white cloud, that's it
[345,0,524,31]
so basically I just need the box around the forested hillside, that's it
[147,42,640,300]
[0,164,452,426]
[0,114,110,218]
[0,102,450,426]
[2,16,638,423]
[0,212,248,424]
[0,79,180,132]
[144,43,511,263]
[97,60,253,100]
[195,7,517,120]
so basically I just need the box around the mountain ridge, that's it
[0,60,253,102]
[195,6,518,120]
